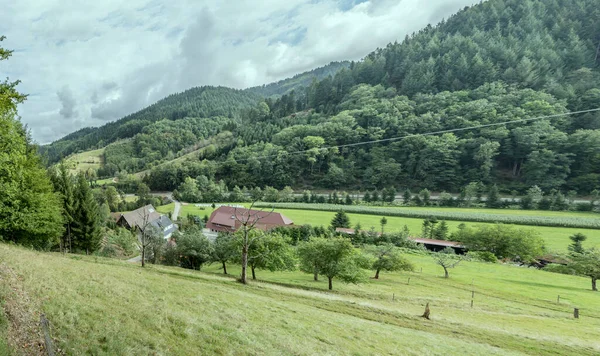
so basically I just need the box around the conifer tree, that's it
[330,210,351,229]
[50,161,76,252]
[72,173,102,254]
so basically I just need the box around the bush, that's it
[466,251,497,263]
[543,263,577,275]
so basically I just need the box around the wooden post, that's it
[421,303,430,320]
[40,314,55,356]
[392,293,395,301]
[470,299,473,308]
[407,277,411,285]
[574,308,579,319]
[557,295,560,304]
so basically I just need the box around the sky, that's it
[1,0,477,144]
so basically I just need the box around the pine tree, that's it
[330,210,351,229]
[403,189,412,205]
[72,173,102,254]
[485,184,500,208]
[50,162,76,252]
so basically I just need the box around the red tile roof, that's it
[206,206,293,232]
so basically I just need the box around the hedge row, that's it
[254,203,600,229]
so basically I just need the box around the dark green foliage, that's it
[175,228,213,270]
[485,185,501,208]
[331,210,351,229]
[466,251,498,263]
[72,173,102,254]
[568,233,587,254]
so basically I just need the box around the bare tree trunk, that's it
[592,277,597,291]
[240,245,248,284]
[443,266,449,278]
[251,266,256,280]
[375,268,380,279]
[313,266,318,281]
[328,277,333,290]
[141,246,145,268]
[222,261,227,275]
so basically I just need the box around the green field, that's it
[156,203,600,252]
[63,148,105,174]
[0,244,599,355]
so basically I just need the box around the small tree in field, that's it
[297,239,324,281]
[330,210,350,229]
[569,249,600,291]
[380,217,388,235]
[432,247,463,278]
[366,244,414,279]
[211,233,237,274]
[568,233,587,254]
[298,237,368,290]
[233,203,274,284]
[246,233,296,280]
[136,209,162,267]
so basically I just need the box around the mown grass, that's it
[1,244,599,355]
[63,148,105,174]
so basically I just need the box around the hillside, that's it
[45,0,600,195]
[1,243,599,355]
[40,86,262,164]
[246,61,350,97]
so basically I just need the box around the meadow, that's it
[156,203,600,252]
[63,148,105,174]
[0,244,599,355]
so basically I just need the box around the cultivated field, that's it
[0,244,598,355]
[157,203,600,252]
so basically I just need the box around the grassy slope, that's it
[157,203,600,252]
[0,244,599,355]
[63,147,105,174]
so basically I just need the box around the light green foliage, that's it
[568,249,600,291]
[568,233,587,254]
[210,233,237,274]
[432,247,463,278]
[298,237,368,290]
[365,244,414,279]
[454,224,545,262]
[246,233,296,279]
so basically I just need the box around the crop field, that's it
[0,244,599,355]
[63,148,105,174]
[256,203,600,229]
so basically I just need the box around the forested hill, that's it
[41,86,262,163]
[246,61,350,97]
[47,0,600,196]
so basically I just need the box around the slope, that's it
[1,244,599,355]
[41,86,262,164]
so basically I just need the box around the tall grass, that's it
[255,203,600,229]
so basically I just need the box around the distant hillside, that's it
[41,86,262,163]
[246,61,350,97]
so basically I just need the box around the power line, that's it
[227,107,600,164]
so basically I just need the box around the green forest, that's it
[43,0,600,197]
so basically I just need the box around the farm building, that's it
[335,228,465,254]
[206,206,293,233]
[115,205,177,239]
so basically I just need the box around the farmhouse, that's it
[116,205,177,239]
[206,206,293,233]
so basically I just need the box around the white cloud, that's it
[0,0,477,144]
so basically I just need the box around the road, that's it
[172,199,181,221]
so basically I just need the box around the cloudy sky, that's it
[1,0,477,144]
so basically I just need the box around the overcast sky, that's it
[1,0,477,144]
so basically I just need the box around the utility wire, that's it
[225,107,600,165]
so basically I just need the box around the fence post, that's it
[574,308,579,319]
[40,314,55,356]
